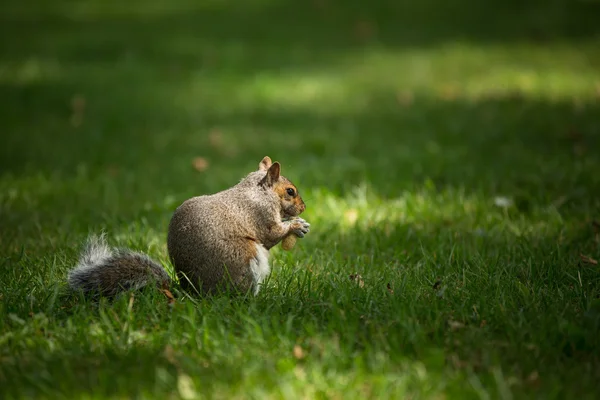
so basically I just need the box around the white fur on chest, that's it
[249,243,271,295]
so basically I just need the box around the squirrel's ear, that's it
[265,162,281,186]
[259,156,272,171]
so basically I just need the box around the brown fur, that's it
[167,156,309,295]
[68,156,310,298]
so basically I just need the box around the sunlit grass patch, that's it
[309,175,576,229]
[172,41,600,115]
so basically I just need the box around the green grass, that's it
[1,0,600,398]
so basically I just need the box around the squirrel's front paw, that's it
[288,218,310,238]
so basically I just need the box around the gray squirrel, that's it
[67,156,310,297]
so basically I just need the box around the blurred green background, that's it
[2,0,598,252]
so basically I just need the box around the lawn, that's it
[1,0,600,398]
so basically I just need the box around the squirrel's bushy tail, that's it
[67,234,171,297]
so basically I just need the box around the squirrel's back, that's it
[167,170,281,294]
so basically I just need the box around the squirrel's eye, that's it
[286,188,296,197]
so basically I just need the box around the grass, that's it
[1,0,600,398]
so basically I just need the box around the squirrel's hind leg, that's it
[249,243,271,295]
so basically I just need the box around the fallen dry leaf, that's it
[396,90,414,107]
[71,94,86,113]
[439,84,459,101]
[164,344,177,365]
[353,20,376,41]
[312,0,328,10]
[208,129,223,148]
[69,94,86,127]
[526,370,540,387]
[349,273,365,288]
[107,165,119,177]
[580,254,598,265]
[160,288,176,305]
[192,157,210,172]
[293,345,305,360]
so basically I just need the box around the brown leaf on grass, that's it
[192,157,209,172]
[580,254,598,265]
[164,344,177,365]
[396,90,414,107]
[386,283,394,294]
[439,84,459,100]
[71,95,86,113]
[293,345,305,360]
[208,129,223,148]
[312,0,328,11]
[160,288,176,305]
[526,370,540,387]
[353,20,376,41]
[70,94,86,127]
[107,165,119,177]
[349,274,364,288]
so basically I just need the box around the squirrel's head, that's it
[258,156,306,218]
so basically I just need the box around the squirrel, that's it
[67,156,310,298]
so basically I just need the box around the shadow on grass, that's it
[1,0,598,197]
[2,0,599,58]
[2,86,598,202]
